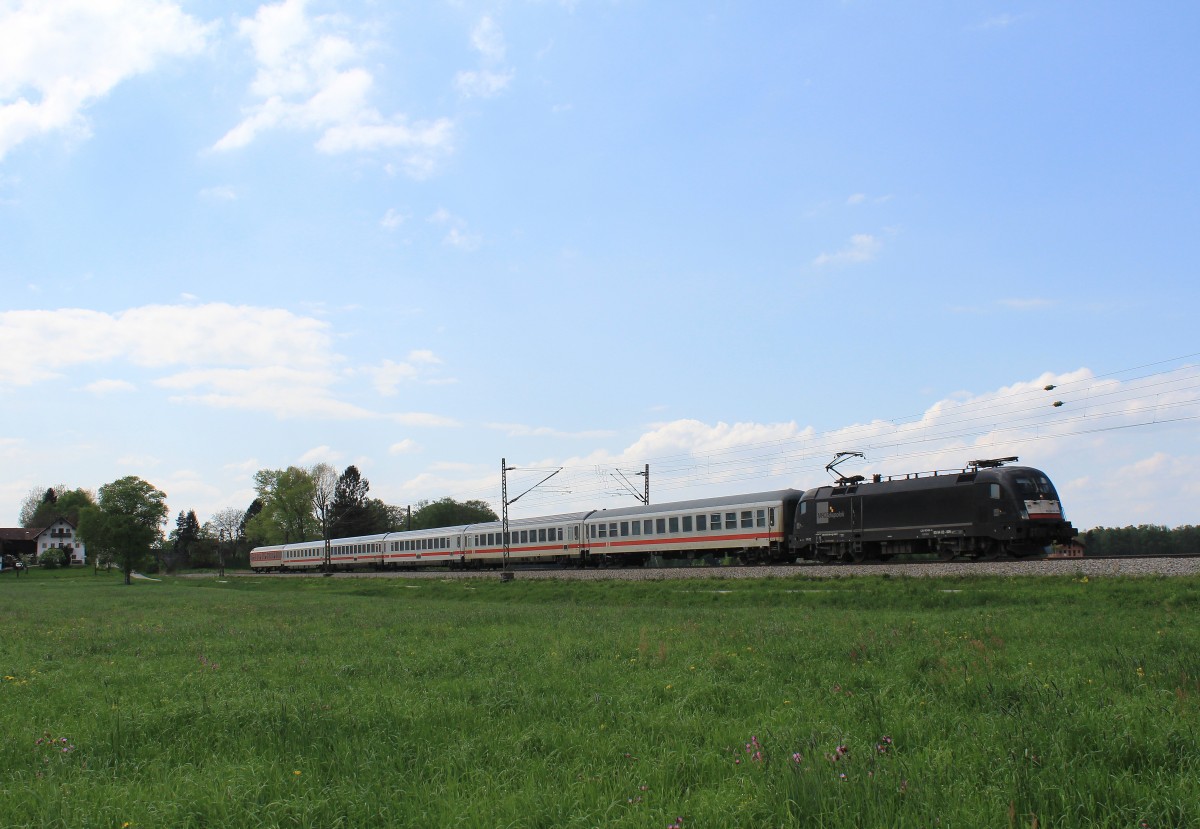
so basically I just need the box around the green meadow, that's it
[1,568,1198,828]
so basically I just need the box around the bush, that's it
[38,548,67,569]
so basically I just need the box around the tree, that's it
[210,507,244,577]
[329,465,371,538]
[411,497,498,529]
[246,467,316,544]
[19,485,95,528]
[310,463,338,569]
[168,509,202,571]
[77,476,168,585]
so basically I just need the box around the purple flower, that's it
[792,752,803,764]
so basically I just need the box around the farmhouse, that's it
[0,517,86,567]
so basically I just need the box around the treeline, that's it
[16,465,497,574]
[242,463,497,548]
[1082,525,1200,557]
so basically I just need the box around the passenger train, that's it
[248,458,1077,571]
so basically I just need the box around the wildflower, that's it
[792,752,803,764]
[1136,666,1145,678]
[293,770,301,776]
[839,772,847,780]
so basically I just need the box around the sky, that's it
[1,0,1198,533]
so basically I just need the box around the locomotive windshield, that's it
[1013,474,1056,500]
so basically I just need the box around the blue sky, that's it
[2,0,1197,532]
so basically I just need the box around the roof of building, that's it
[0,528,45,542]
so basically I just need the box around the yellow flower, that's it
[665,684,672,690]
[293,770,302,776]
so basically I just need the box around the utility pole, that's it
[501,458,513,573]
[611,464,650,504]
[500,458,562,579]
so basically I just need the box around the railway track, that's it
[241,555,1200,580]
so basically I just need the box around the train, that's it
[248,457,1077,571]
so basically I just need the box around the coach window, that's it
[644,519,653,535]
[609,523,618,538]
[598,524,607,538]
[631,521,641,536]
[990,484,1001,499]
[756,510,766,528]
[697,514,707,531]
[620,522,629,537]
[682,515,693,532]
[726,512,737,529]
[668,516,679,533]
[710,513,721,529]
[537,528,545,542]
[589,525,596,538]
[741,511,753,528]
[521,530,529,544]
[656,518,666,534]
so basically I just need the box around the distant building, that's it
[1049,540,1085,558]
[0,518,86,566]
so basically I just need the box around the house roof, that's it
[0,527,44,542]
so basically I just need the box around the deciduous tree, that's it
[246,467,316,544]
[78,476,168,585]
[411,497,498,529]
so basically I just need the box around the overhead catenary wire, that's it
[449,355,1199,512]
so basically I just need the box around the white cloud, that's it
[812,233,881,267]
[456,69,514,99]
[392,412,459,428]
[456,16,513,99]
[380,208,408,229]
[214,0,453,176]
[0,0,210,160]
[364,350,446,395]
[428,207,481,250]
[389,439,419,454]
[84,379,137,395]
[486,423,617,440]
[0,303,334,387]
[471,16,507,61]
[298,445,343,464]
[419,365,1200,526]
[443,227,482,251]
[156,365,374,420]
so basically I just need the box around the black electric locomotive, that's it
[791,457,1076,562]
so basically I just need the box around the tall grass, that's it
[1,568,1197,827]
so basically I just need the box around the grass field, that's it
[1,567,1198,828]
